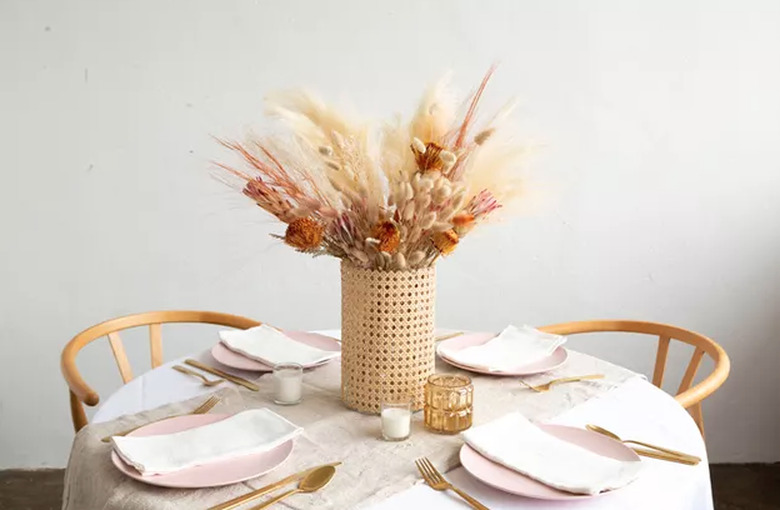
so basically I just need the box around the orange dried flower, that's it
[413,142,445,173]
[432,229,459,255]
[452,213,475,228]
[284,217,323,251]
[452,213,476,236]
[371,221,401,253]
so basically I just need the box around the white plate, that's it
[211,330,341,372]
[111,414,293,488]
[437,331,568,375]
[460,424,640,500]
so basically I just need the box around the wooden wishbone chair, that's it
[61,310,260,432]
[538,320,729,437]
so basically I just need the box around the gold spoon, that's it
[519,374,604,392]
[250,465,336,509]
[172,365,225,387]
[586,424,701,464]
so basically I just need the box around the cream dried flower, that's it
[218,67,528,270]
[408,250,426,266]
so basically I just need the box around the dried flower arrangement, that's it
[217,68,525,270]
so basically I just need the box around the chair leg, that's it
[689,402,705,439]
[69,390,88,432]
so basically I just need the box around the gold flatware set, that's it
[250,466,336,509]
[586,424,701,465]
[184,359,260,391]
[519,374,604,392]
[209,463,341,510]
[416,456,489,510]
[173,365,225,386]
[100,395,220,443]
[435,331,465,342]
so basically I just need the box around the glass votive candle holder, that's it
[424,374,473,434]
[273,362,303,405]
[380,400,412,441]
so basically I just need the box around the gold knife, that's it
[208,462,342,510]
[184,359,260,391]
[435,331,464,342]
[632,447,698,465]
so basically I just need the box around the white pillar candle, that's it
[381,407,411,441]
[273,363,303,405]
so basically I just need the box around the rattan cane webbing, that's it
[340,262,436,413]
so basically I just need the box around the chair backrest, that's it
[539,320,730,436]
[61,310,260,432]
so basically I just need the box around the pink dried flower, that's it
[243,178,296,223]
[465,190,502,220]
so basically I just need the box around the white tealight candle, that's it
[381,403,412,441]
[273,363,303,405]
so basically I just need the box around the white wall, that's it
[1,0,779,468]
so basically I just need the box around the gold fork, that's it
[519,374,604,392]
[101,395,220,443]
[415,457,489,510]
[173,365,225,386]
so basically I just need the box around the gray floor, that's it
[710,463,780,510]
[0,470,63,510]
[1,464,778,510]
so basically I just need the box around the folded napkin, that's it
[220,325,340,367]
[462,412,641,495]
[440,325,566,372]
[111,408,302,476]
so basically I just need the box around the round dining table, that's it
[91,330,713,510]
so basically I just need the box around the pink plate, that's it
[436,332,568,376]
[111,414,293,488]
[211,330,341,372]
[460,424,641,500]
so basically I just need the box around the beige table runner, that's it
[63,351,638,510]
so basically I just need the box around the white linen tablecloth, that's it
[83,330,712,510]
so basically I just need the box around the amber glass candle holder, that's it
[424,374,473,434]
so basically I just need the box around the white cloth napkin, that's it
[111,408,302,475]
[220,325,340,366]
[439,325,567,372]
[462,412,641,495]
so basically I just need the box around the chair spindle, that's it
[149,323,163,368]
[677,348,705,395]
[107,331,134,383]
[652,334,671,388]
